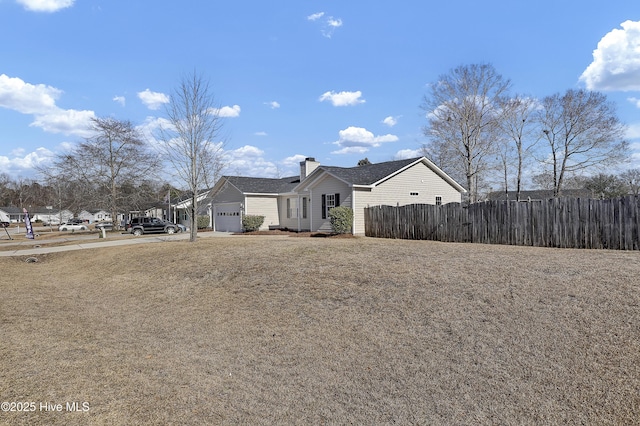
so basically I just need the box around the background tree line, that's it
[0,170,180,217]
[1,72,225,239]
[421,63,630,203]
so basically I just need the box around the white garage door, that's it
[214,203,242,232]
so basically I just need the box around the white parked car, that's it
[58,222,88,232]
[94,221,114,231]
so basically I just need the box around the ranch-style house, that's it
[208,156,466,235]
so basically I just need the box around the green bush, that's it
[197,215,210,229]
[329,206,353,234]
[242,215,265,232]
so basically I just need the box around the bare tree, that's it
[535,89,628,197]
[421,64,512,203]
[158,71,226,242]
[0,173,15,206]
[583,173,628,199]
[46,117,159,226]
[498,95,539,201]
[620,168,640,195]
[10,177,40,210]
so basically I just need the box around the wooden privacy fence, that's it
[364,196,640,250]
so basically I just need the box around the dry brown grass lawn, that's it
[1,236,639,425]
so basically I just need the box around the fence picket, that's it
[364,196,640,250]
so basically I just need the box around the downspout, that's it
[309,189,313,232]
[241,196,246,231]
[351,187,356,235]
[297,195,301,232]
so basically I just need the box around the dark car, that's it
[126,217,178,236]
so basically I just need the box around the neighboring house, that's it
[174,190,214,227]
[32,208,73,224]
[0,206,73,224]
[78,209,112,223]
[0,206,23,223]
[209,156,466,235]
[126,202,172,225]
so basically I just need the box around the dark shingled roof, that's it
[225,175,301,193]
[218,157,441,195]
[0,206,24,214]
[317,157,421,186]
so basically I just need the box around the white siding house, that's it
[209,157,466,235]
[78,209,112,223]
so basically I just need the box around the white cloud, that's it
[214,105,241,118]
[0,147,55,175]
[332,146,370,155]
[321,17,342,38]
[220,149,313,178]
[382,116,398,127]
[627,123,640,140]
[307,11,342,38]
[137,89,169,110]
[327,17,343,28]
[0,74,60,114]
[223,145,280,177]
[0,74,95,136]
[331,126,399,154]
[265,101,280,109]
[394,149,422,160]
[30,109,96,136]
[319,90,365,107]
[16,0,74,12]
[307,12,324,21]
[628,97,640,108]
[281,154,308,167]
[254,131,268,136]
[113,95,126,107]
[580,20,640,91]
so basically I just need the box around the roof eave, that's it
[243,192,280,196]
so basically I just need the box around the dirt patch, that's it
[1,237,639,424]
[237,229,356,238]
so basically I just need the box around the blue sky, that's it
[1,0,639,183]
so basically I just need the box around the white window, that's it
[322,193,339,219]
[287,198,298,219]
[326,194,335,219]
[302,197,307,219]
[436,196,442,206]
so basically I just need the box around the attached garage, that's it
[213,202,242,232]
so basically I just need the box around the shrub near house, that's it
[242,215,265,232]
[329,206,353,234]
[197,215,210,229]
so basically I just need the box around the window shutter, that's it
[321,194,326,219]
[286,199,291,218]
[335,193,340,207]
